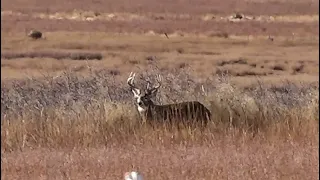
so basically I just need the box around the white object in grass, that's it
[124,171,143,180]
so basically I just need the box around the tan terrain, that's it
[1,0,319,179]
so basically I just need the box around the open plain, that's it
[1,0,319,179]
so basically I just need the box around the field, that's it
[1,0,319,179]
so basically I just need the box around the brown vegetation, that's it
[2,15,318,36]
[1,0,319,179]
[2,0,318,15]
[1,33,318,86]
[27,30,42,39]
[2,50,103,60]
[1,69,319,179]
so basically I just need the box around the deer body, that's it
[127,72,211,127]
[144,101,211,125]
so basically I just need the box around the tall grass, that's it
[1,68,318,152]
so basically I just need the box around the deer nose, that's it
[138,102,142,106]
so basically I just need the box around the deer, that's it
[127,72,211,127]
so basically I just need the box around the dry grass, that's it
[1,0,318,15]
[2,15,319,36]
[1,0,319,178]
[1,33,319,86]
[1,50,102,60]
[1,133,318,180]
[1,69,319,179]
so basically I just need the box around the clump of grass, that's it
[217,58,248,66]
[293,64,304,73]
[272,64,286,71]
[234,70,267,76]
[176,48,184,54]
[1,50,103,60]
[209,76,318,133]
[207,31,229,38]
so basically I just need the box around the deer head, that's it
[127,72,162,113]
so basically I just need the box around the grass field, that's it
[1,0,319,179]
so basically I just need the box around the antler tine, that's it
[128,72,133,78]
[145,74,162,93]
[146,80,151,90]
[127,72,142,96]
[157,74,162,83]
[131,72,136,84]
[153,74,162,89]
[127,72,136,87]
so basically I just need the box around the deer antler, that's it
[127,72,141,96]
[146,74,162,92]
[154,74,162,89]
[127,72,136,88]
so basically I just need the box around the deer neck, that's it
[137,106,146,114]
[140,101,157,117]
[137,100,154,114]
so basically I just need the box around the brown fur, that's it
[141,101,211,127]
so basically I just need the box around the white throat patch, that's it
[136,96,146,113]
[137,105,146,113]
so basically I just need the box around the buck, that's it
[127,72,211,127]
